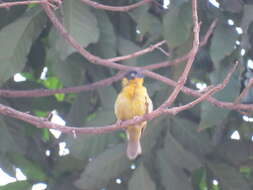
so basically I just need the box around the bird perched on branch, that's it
[114,71,153,160]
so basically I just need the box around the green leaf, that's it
[216,140,253,166]
[0,157,16,177]
[66,108,119,161]
[66,132,119,161]
[171,118,212,156]
[136,12,161,43]
[137,49,168,67]
[0,6,27,30]
[85,64,117,110]
[163,131,202,172]
[95,10,117,59]
[170,0,189,7]
[220,0,243,13]
[156,148,194,190]
[41,128,50,142]
[117,37,141,65]
[0,116,18,154]
[85,108,116,126]
[49,53,86,87]
[74,144,129,190]
[207,161,251,190]
[240,5,253,51]
[240,167,251,178]
[53,155,84,177]
[199,65,240,129]
[42,77,63,89]
[65,91,92,127]
[0,181,32,190]
[141,117,170,156]
[0,7,47,85]
[48,0,99,59]
[41,76,65,101]
[65,90,119,161]
[128,164,156,190]
[192,168,208,190]
[162,2,192,48]
[210,23,238,65]
[128,4,150,22]
[8,153,47,181]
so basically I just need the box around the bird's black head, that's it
[125,71,144,80]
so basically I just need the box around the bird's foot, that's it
[116,120,123,126]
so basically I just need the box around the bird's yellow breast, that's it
[114,83,148,121]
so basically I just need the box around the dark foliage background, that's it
[0,0,253,190]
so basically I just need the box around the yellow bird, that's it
[114,71,153,160]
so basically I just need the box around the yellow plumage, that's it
[114,71,153,160]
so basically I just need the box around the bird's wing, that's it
[145,94,153,114]
[114,93,132,120]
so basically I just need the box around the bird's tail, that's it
[127,138,141,160]
[126,125,142,160]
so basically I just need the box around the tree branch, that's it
[42,1,215,73]
[0,61,239,134]
[200,18,218,46]
[0,0,250,137]
[159,0,200,108]
[42,3,133,71]
[0,0,56,9]
[79,0,151,12]
[106,40,167,62]
[0,72,125,98]
[144,19,217,70]
[235,78,253,104]
[142,65,253,112]
[168,61,239,115]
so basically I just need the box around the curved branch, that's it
[235,78,253,104]
[169,62,239,115]
[0,0,55,9]
[0,72,125,98]
[144,19,217,70]
[142,65,253,112]
[0,102,162,134]
[200,18,217,46]
[42,2,217,73]
[1,64,252,111]
[106,40,167,62]
[159,0,200,108]
[42,3,133,71]
[80,0,151,12]
[0,60,241,135]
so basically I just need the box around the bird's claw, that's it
[116,120,123,126]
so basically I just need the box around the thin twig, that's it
[142,63,253,111]
[235,78,253,104]
[79,0,151,12]
[144,19,217,70]
[42,3,133,71]
[106,40,167,62]
[0,72,125,98]
[155,46,171,57]
[0,102,161,134]
[43,1,216,73]
[0,0,55,9]
[169,62,239,115]
[199,18,218,46]
[159,0,200,108]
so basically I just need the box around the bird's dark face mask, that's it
[126,71,144,80]
[122,71,144,86]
